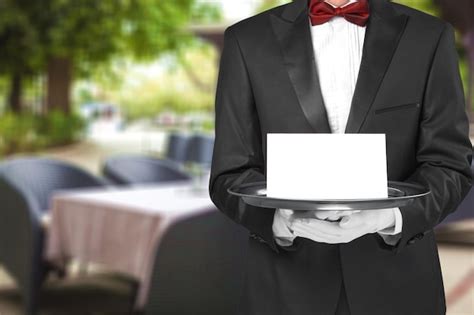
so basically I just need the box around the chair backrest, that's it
[0,173,46,306]
[0,158,105,213]
[165,133,190,164]
[145,210,249,315]
[185,134,215,167]
[102,155,192,185]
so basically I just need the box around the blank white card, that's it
[266,134,388,200]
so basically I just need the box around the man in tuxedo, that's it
[208,0,473,314]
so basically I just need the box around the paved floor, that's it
[440,247,474,314]
[0,271,137,315]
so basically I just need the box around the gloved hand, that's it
[272,208,297,246]
[311,210,360,222]
[290,208,397,244]
[273,209,361,245]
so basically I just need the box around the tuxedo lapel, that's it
[344,0,409,133]
[270,0,409,134]
[270,0,332,133]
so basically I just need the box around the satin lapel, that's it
[344,1,409,133]
[270,0,332,133]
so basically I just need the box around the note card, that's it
[266,134,388,200]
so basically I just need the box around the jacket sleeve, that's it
[208,26,281,253]
[395,23,473,253]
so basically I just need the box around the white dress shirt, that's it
[311,0,364,134]
[273,0,402,246]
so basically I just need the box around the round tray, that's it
[227,181,430,211]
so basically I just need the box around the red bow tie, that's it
[309,0,370,27]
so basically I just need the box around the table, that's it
[45,181,216,309]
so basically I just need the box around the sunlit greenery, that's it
[75,41,218,121]
[393,0,438,16]
[0,110,85,156]
[256,0,291,12]
[0,0,197,112]
[71,3,221,121]
[0,0,471,153]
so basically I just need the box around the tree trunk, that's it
[46,57,73,113]
[8,73,22,113]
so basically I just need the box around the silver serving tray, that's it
[227,181,430,211]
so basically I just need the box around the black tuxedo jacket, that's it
[208,0,473,314]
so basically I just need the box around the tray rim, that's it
[227,180,430,204]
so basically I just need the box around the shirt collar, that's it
[325,0,358,8]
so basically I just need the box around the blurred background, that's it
[0,0,472,314]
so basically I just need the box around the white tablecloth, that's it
[45,181,216,309]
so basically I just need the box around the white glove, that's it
[272,209,360,246]
[272,208,297,246]
[290,208,397,244]
[312,210,360,222]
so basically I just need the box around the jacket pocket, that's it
[374,102,420,115]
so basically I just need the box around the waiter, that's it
[209,0,473,314]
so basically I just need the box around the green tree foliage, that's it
[0,0,196,111]
[190,1,223,24]
[256,0,291,13]
[0,110,85,156]
[0,3,40,75]
[393,0,438,16]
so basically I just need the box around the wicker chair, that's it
[0,158,106,315]
[102,155,192,185]
[185,134,215,168]
[165,133,191,165]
